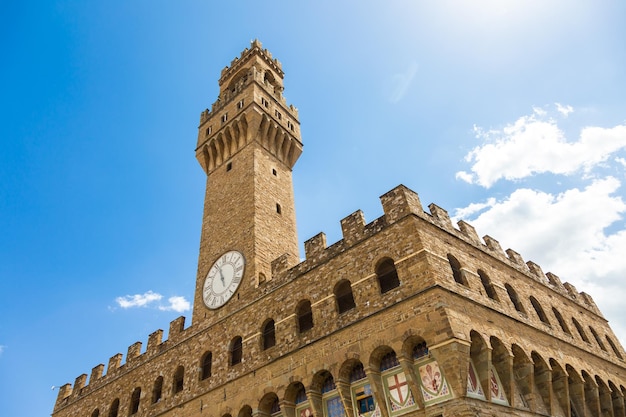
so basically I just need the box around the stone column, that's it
[428,338,471,399]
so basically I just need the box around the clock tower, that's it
[191,40,302,326]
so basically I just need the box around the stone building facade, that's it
[52,40,626,417]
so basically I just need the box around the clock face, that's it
[203,250,245,309]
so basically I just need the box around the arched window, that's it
[108,399,119,417]
[606,335,623,359]
[552,307,571,335]
[91,409,100,417]
[172,366,184,394]
[447,254,468,286]
[505,284,525,313]
[572,318,589,343]
[334,280,356,313]
[478,269,498,300]
[412,341,429,360]
[295,383,308,404]
[129,387,141,415]
[380,351,400,371]
[322,373,337,393]
[230,336,243,365]
[296,300,313,333]
[151,376,163,404]
[376,258,400,293]
[350,362,374,414]
[262,319,276,350]
[200,351,212,380]
[320,372,344,417]
[530,296,550,324]
[270,397,281,416]
[589,327,607,351]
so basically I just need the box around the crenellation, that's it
[147,329,163,353]
[73,374,87,394]
[271,253,295,277]
[505,248,526,269]
[168,316,186,341]
[564,282,579,299]
[380,184,424,224]
[428,203,454,231]
[483,235,505,256]
[340,210,366,246]
[55,383,72,405]
[127,341,142,362]
[457,220,481,245]
[90,364,104,383]
[545,272,563,288]
[362,216,387,236]
[526,261,547,283]
[107,353,122,375]
[580,292,601,315]
[304,232,327,260]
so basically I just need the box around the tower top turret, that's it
[219,39,284,90]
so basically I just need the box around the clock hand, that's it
[219,267,226,286]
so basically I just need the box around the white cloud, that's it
[0,345,5,356]
[158,296,191,313]
[456,106,626,187]
[387,61,418,104]
[116,291,163,309]
[454,177,626,344]
[453,197,496,219]
[556,102,574,117]
[115,290,190,312]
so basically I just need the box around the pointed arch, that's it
[334,279,356,314]
[262,319,276,350]
[530,296,550,324]
[200,351,212,380]
[490,337,512,405]
[129,387,141,415]
[567,364,586,417]
[259,392,281,417]
[108,398,120,417]
[505,284,525,313]
[238,405,253,417]
[230,336,243,365]
[296,299,313,333]
[447,254,468,286]
[549,359,570,416]
[376,257,400,293]
[531,351,551,414]
[151,376,163,404]
[552,307,571,335]
[511,344,533,410]
[606,335,624,359]
[172,365,184,394]
[589,327,607,352]
[478,269,498,300]
[572,318,590,343]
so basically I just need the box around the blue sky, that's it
[1,2,626,416]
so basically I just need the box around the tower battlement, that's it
[296,184,603,316]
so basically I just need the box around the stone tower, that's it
[52,41,626,417]
[192,40,302,326]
